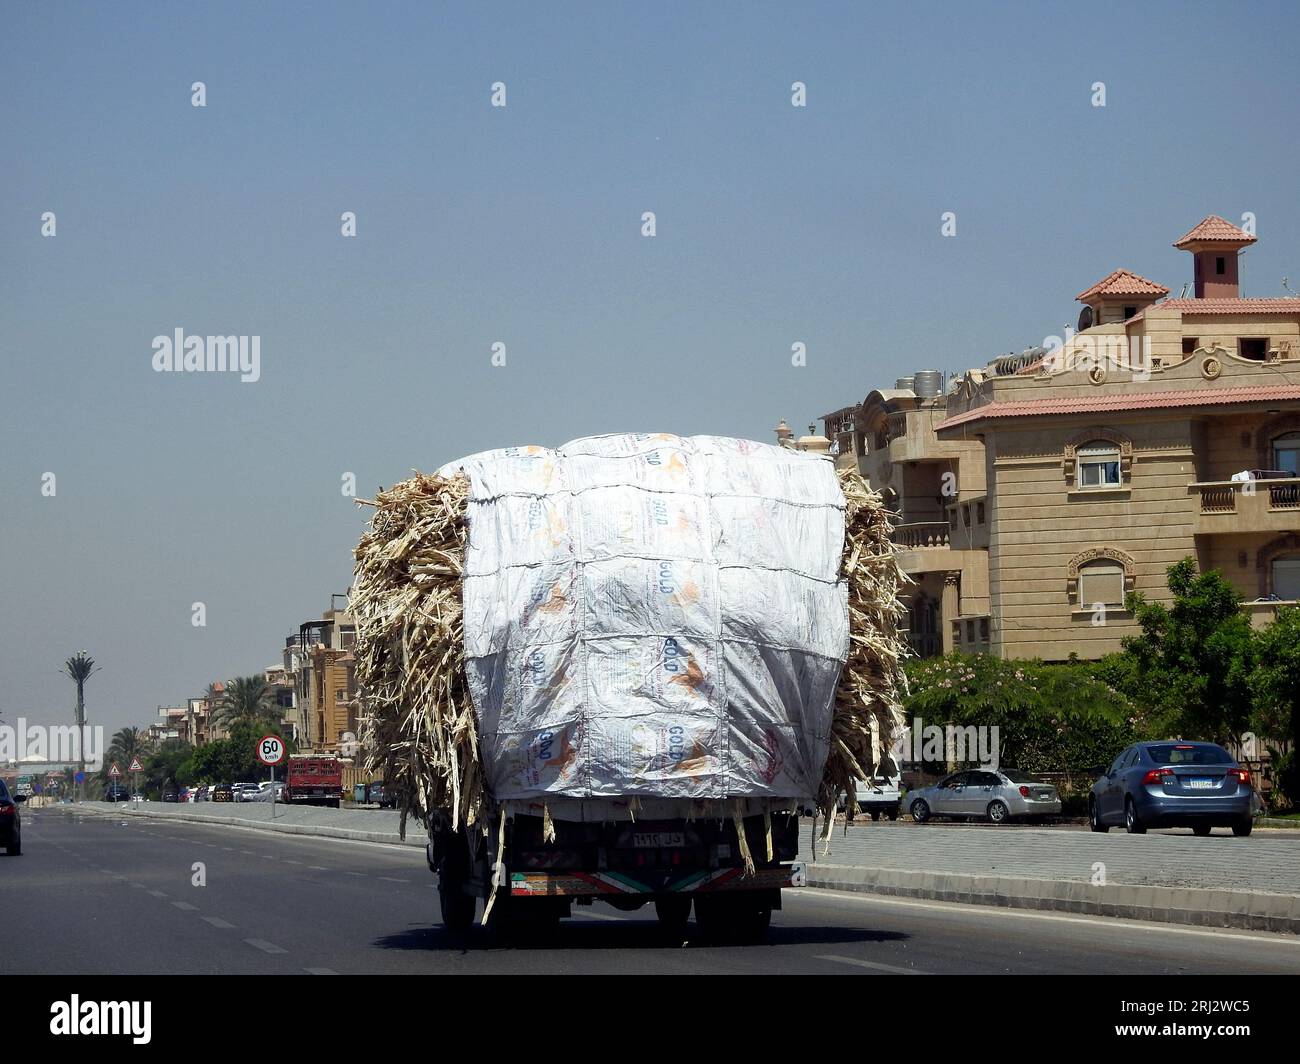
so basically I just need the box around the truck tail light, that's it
[1141,768,1174,785]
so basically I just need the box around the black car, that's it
[211,783,235,803]
[104,783,132,803]
[0,779,25,855]
[162,788,179,803]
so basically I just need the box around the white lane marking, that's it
[304,967,337,975]
[148,890,169,899]
[202,917,236,929]
[130,882,147,889]
[239,850,255,855]
[244,938,288,955]
[344,871,366,877]
[817,954,927,975]
[282,859,303,865]
[171,901,198,911]
[377,877,406,884]
[574,910,624,921]
[795,889,1300,948]
[307,866,328,871]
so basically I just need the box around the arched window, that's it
[1078,560,1125,606]
[1272,432,1300,476]
[1272,556,1300,600]
[1076,441,1122,488]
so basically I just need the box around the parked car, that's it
[162,788,179,803]
[191,785,210,803]
[233,783,263,802]
[840,767,902,820]
[368,782,396,809]
[1089,741,1254,836]
[130,793,145,803]
[211,783,235,803]
[907,768,1061,824]
[104,783,132,803]
[0,778,25,855]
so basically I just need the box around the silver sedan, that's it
[907,769,1061,824]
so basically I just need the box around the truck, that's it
[282,755,343,808]
[428,801,807,941]
[358,435,904,942]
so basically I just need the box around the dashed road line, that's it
[244,938,287,955]
[817,954,927,975]
[172,901,198,912]
[304,967,337,975]
[148,890,169,899]
[202,917,236,929]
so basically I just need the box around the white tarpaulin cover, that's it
[438,433,849,803]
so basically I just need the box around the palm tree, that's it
[62,652,98,803]
[107,726,151,766]
[211,675,278,733]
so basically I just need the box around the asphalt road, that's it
[4,807,1299,975]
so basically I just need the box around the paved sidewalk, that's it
[803,820,1300,933]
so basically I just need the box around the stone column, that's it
[941,570,961,655]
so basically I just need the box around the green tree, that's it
[1120,558,1255,743]
[211,675,278,734]
[107,726,152,766]
[144,740,194,796]
[1249,605,1300,806]
[187,720,293,784]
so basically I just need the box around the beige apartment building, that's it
[290,596,358,750]
[821,216,1300,661]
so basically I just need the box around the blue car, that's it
[1089,741,1255,836]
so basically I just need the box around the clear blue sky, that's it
[2,1,1298,735]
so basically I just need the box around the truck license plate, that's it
[633,832,684,848]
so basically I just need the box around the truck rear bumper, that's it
[510,862,806,897]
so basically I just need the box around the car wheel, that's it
[1232,818,1253,837]
[1192,823,1212,836]
[986,800,1009,824]
[910,799,931,824]
[1124,798,1146,834]
[1088,798,1109,833]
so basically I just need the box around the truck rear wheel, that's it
[654,896,691,938]
[438,875,476,932]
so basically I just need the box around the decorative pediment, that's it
[1066,546,1136,599]
[1062,428,1134,482]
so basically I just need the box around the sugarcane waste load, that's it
[352,433,909,872]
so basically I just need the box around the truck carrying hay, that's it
[353,433,907,936]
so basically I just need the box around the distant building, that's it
[291,595,358,751]
[815,215,1300,660]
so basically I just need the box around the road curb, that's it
[804,864,1300,934]
[62,804,426,849]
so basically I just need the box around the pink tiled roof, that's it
[1076,268,1169,302]
[1130,298,1300,321]
[1173,215,1257,248]
[938,385,1300,431]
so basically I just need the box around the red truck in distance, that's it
[282,755,343,808]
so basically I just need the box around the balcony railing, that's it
[893,522,951,549]
[1191,478,1300,530]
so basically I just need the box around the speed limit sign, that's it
[257,735,285,766]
